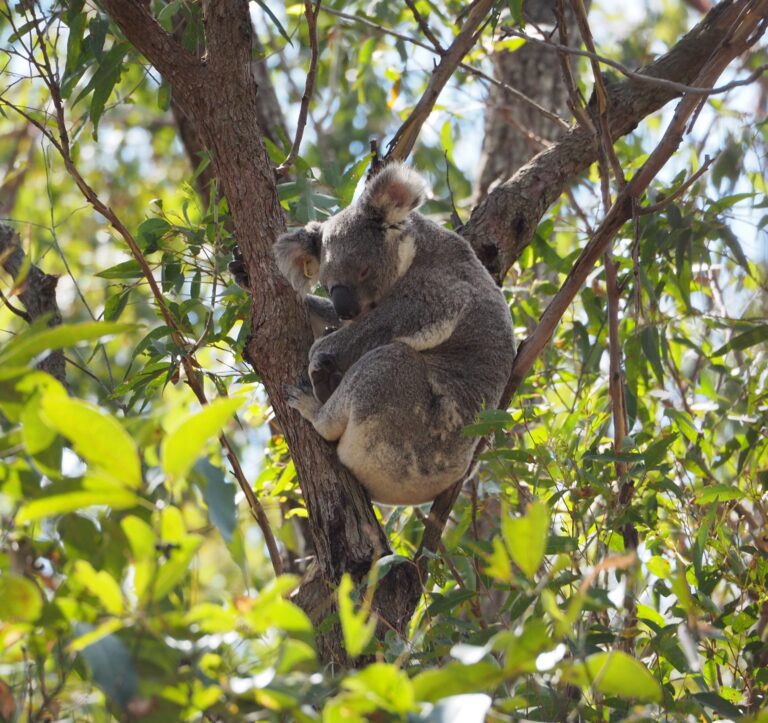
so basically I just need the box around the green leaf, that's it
[152,536,203,601]
[253,0,293,46]
[501,500,549,580]
[72,560,124,615]
[194,459,237,543]
[694,484,743,504]
[338,574,376,658]
[64,9,87,76]
[16,476,140,523]
[0,321,137,366]
[40,394,142,488]
[640,326,665,384]
[692,691,744,717]
[88,43,127,138]
[562,651,662,703]
[711,325,768,357]
[95,260,144,279]
[74,623,138,709]
[337,155,372,206]
[161,396,246,479]
[103,288,132,322]
[0,574,43,622]
[68,618,123,652]
[412,662,503,703]
[136,217,171,252]
[343,663,416,714]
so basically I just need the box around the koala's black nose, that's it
[330,285,359,320]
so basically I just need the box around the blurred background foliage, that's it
[0,0,767,720]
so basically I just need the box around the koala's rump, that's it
[334,342,479,505]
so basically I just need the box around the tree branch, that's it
[462,0,768,282]
[385,0,496,161]
[99,0,200,86]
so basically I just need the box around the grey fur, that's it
[275,164,515,505]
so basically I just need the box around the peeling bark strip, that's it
[0,224,65,383]
[100,0,767,665]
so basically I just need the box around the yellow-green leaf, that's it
[161,396,245,479]
[0,321,137,366]
[68,618,123,652]
[72,560,124,615]
[40,394,141,489]
[16,477,140,523]
[501,500,550,580]
[338,574,376,658]
[562,651,662,703]
[0,574,43,622]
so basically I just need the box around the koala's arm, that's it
[305,295,341,339]
[310,274,467,372]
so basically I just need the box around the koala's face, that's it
[316,207,404,320]
[274,164,426,321]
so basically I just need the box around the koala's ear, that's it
[274,221,323,295]
[362,163,427,225]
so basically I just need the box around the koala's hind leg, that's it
[285,381,350,441]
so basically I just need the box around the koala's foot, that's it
[228,244,250,290]
[285,382,322,422]
[309,352,343,404]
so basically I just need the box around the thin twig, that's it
[569,0,626,194]
[404,0,444,53]
[276,0,321,177]
[639,155,715,214]
[503,27,768,97]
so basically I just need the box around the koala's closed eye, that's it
[274,163,515,506]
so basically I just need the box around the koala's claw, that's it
[309,352,342,404]
[284,383,321,421]
[228,245,250,290]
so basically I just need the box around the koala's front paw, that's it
[228,244,250,290]
[285,382,321,421]
[309,352,343,404]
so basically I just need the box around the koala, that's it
[274,164,515,505]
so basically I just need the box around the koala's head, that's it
[274,163,427,321]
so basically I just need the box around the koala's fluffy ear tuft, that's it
[274,221,323,295]
[362,163,427,225]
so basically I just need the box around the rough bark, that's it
[0,224,65,383]
[474,0,582,199]
[101,0,765,665]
